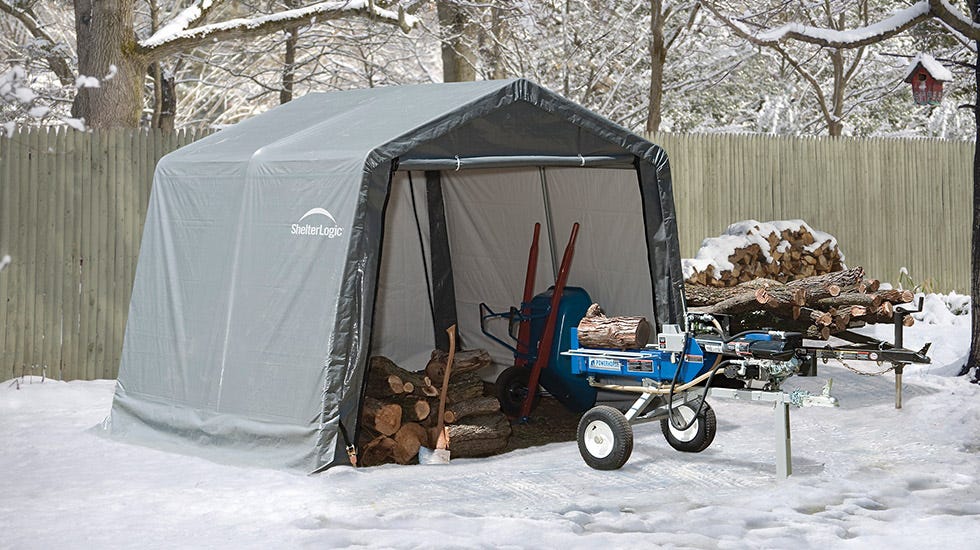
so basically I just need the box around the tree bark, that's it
[577,312,651,349]
[72,0,146,128]
[437,1,477,82]
[442,413,511,458]
[966,0,980,380]
[444,396,501,424]
[425,348,491,385]
[646,0,667,132]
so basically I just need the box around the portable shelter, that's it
[104,79,684,471]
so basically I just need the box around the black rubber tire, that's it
[577,405,633,470]
[495,366,531,417]
[660,400,717,453]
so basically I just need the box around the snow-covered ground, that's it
[2,320,979,548]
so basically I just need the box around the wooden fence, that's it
[0,128,971,381]
[0,128,204,382]
[649,133,972,294]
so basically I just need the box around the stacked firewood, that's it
[358,349,511,467]
[685,224,845,287]
[685,267,914,340]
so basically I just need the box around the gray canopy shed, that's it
[104,79,684,471]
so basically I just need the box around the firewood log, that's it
[445,371,485,404]
[389,395,431,423]
[872,289,914,304]
[363,372,407,398]
[369,356,437,396]
[815,293,882,310]
[441,413,512,458]
[444,396,501,424]
[360,434,396,467]
[392,423,428,464]
[426,349,492,385]
[361,396,402,436]
[576,306,651,349]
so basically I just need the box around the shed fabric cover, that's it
[104,79,684,471]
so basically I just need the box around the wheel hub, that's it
[584,420,615,458]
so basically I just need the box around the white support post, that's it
[775,402,792,479]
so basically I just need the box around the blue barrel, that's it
[527,286,596,412]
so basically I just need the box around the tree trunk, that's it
[646,0,666,132]
[966,0,980,381]
[280,0,300,104]
[72,0,145,128]
[437,1,477,82]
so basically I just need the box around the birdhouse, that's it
[903,54,952,106]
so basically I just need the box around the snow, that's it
[63,118,87,132]
[752,2,931,46]
[0,254,10,271]
[141,1,419,50]
[2,318,978,548]
[74,75,100,89]
[682,219,840,280]
[2,122,14,139]
[904,53,954,82]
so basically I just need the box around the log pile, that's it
[685,222,845,287]
[357,352,511,467]
[685,267,914,339]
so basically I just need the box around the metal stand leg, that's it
[775,402,792,478]
[895,365,904,409]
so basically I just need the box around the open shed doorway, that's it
[370,164,657,378]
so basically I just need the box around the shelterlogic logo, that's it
[291,207,344,238]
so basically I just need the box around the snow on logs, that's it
[358,351,511,467]
[683,220,845,287]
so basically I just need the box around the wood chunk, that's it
[361,396,402,436]
[443,413,512,458]
[360,435,396,467]
[426,348,492,384]
[577,308,651,349]
[393,423,428,464]
[444,396,501,424]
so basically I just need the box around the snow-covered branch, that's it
[140,0,418,62]
[0,0,73,85]
[700,1,936,49]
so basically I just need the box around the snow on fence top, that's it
[683,219,843,284]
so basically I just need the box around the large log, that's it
[369,356,439,397]
[684,279,777,306]
[445,371,485,404]
[361,396,402,436]
[443,413,512,458]
[756,267,864,307]
[363,372,407,398]
[576,306,651,349]
[392,422,428,464]
[444,396,501,424]
[359,434,396,467]
[425,348,492,384]
[389,395,431,423]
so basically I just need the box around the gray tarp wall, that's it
[104,79,682,472]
